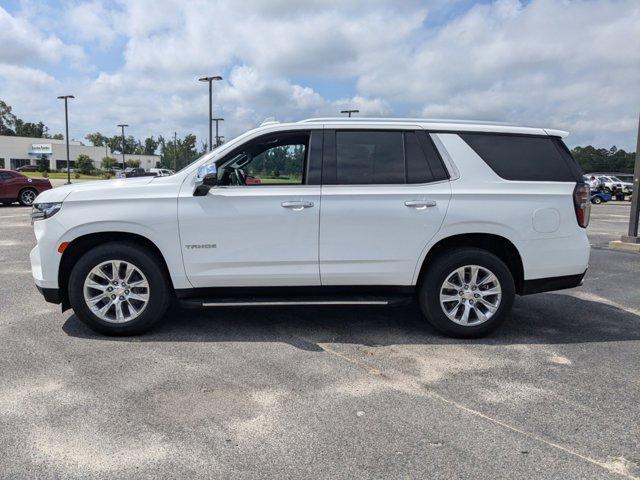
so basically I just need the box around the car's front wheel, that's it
[68,242,171,335]
[18,188,37,206]
[418,248,515,338]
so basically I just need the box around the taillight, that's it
[573,183,590,228]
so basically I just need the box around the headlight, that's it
[31,202,62,222]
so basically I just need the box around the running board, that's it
[179,294,411,309]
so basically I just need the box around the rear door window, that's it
[332,130,449,185]
[336,131,404,184]
[459,133,582,182]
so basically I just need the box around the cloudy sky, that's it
[0,0,639,149]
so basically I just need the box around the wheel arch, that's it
[58,231,174,311]
[416,233,525,295]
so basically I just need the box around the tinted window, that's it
[416,131,449,182]
[460,133,581,182]
[404,132,432,184]
[336,131,404,184]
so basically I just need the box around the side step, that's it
[179,294,412,309]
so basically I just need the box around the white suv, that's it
[29,118,590,338]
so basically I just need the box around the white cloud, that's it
[0,0,638,149]
[66,1,118,47]
[0,6,84,65]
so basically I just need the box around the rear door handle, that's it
[281,200,314,211]
[404,200,437,209]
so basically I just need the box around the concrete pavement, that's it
[0,203,638,479]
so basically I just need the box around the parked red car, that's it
[0,169,52,206]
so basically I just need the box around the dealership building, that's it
[0,135,161,171]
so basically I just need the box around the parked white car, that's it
[30,118,590,337]
[596,175,633,194]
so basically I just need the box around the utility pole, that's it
[340,109,359,117]
[57,95,74,184]
[198,75,223,151]
[117,124,128,170]
[212,118,224,147]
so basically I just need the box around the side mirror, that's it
[194,164,218,196]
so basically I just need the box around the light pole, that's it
[173,131,178,171]
[198,75,223,151]
[212,118,224,147]
[340,109,359,118]
[117,124,128,170]
[57,95,74,184]
[622,114,640,244]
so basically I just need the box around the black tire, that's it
[68,241,171,335]
[18,188,37,206]
[418,247,515,338]
[592,196,602,204]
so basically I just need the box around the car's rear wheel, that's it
[68,242,171,335]
[592,196,602,204]
[18,188,37,206]
[418,248,515,338]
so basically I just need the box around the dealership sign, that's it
[30,144,52,155]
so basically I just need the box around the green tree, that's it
[159,134,199,170]
[85,132,109,147]
[14,120,49,138]
[143,136,159,155]
[0,99,62,138]
[36,156,49,172]
[126,159,141,168]
[571,145,635,173]
[101,156,117,170]
[75,154,94,174]
[0,100,17,135]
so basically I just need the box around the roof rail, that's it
[298,117,514,126]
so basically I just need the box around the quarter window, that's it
[460,133,582,182]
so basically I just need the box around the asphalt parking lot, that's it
[0,202,638,479]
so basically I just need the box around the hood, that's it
[34,176,156,204]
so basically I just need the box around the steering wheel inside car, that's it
[232,169,246,186]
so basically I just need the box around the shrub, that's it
[37,157,50,172]
[101,157,117,170]
[43,171,49,178]
[74,172,81,179]
[75,154,94,175]
[126,159,141,168]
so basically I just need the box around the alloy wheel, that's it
[439,265,502,326]
[21,189,36,205]
[83,260,150,323]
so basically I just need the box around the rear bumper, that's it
[36,285,61,304]
[520,270,587,295]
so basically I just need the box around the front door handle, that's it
[281,200,314,211]
[404,200,437,210]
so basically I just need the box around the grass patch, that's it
[23,172,103,180]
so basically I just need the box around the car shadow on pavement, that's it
[61,291,640,350]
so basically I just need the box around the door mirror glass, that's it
[194,164,218,196]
